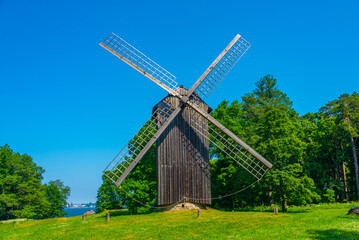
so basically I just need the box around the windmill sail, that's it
[100,33,178,96]
[186,102,272,179]
[187,35,251,99]
[104,99,182,186]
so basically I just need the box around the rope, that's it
[117,185,185,209]
[117,169,268,207]
[187,170,267,201]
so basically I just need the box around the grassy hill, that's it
[1,203,358,240]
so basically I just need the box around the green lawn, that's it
[1,203,358,240]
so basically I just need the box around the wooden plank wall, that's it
[154,87,211,205]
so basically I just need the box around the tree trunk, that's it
[281,199,287,213]
[340,139,349,200]
[335,165,343,201]
[333,155,344,201]
[269,191,273,205]
[349,133,359,200]
[280,178,287,213]
[342,161,349,200]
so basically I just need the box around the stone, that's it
[162,202,206,211]
[84,209,96,215]
[347,207,359,215]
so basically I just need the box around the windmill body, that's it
[99,33,273,209]
[155,87,211,206]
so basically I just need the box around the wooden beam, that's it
[115,106,183,186]
[100,43,180,98]
[186,101,273,169]
[185,34,241,99]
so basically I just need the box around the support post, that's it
[106,212,110,221]
[82,215,86,221]
[197,209,201,218]
[274,208,278,215]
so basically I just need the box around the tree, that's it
[96,175,124,212]
[304,112,351,201]
[241,75,306,169]
[44,180,70,218]
[96,145,157,214]
[266,164,320,207]
[320,92,359,200]
[210,100,262,209]
[241,75,313,211]
[210,75,318,212]
[338,93,359,200]
[0,145,48,219]
[0,145,71,220]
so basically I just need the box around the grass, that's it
[1,203,358,240]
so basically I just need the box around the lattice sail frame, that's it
[103,99,175,184]
[188,107,269,180]
[100,33,178,91]
[191,35,251,99]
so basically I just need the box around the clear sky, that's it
[1,0,358,203]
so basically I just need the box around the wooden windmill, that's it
[100,33,273,208]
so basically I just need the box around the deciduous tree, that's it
[44,180,70,218]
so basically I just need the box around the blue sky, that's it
[1,0,358,203]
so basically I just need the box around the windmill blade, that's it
[186,101,272,180]
[103,100,182,186]
[186,35,251,99]
[100,33,179,97]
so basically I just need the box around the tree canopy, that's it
[0,145,70,220]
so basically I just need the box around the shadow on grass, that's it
[307,229,359,240]
[336,214,359,220]
[232,208,313,214]
[285,209,313,214]
[92,209,132,220]
[107,210,132,216]
[101,209,158,217]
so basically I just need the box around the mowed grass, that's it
[1,203,359,240]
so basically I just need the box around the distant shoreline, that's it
[64,207,95,208]
[64,207,96,217]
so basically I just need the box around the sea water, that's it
[64,207,96,217]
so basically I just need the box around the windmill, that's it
[100,33,273,209]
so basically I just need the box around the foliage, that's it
[210,75,315,211]
[96,175,124,212]
[319,92,359,200]
[1,203,358,240]
[0,145,70,220]
[0,145,47,219]
[266,164,320,207]
[323,189,336,203]
[96,145,157,214]
[240,75,306,169]
[299,92,359,202]
[209,75,359,211]
[44,180,70,218]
